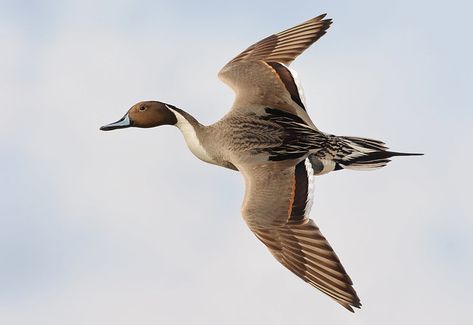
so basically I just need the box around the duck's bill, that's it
[100,114,132,131]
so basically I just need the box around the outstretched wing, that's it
[239,160,361,312]
[218,14,332,127]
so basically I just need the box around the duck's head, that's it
[100,101,178,131]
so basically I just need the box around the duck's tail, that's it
[336,136,423,171]
[309,135,423,174]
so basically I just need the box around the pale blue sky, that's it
[1,1,472,324]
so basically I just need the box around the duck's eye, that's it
[139,106,146,111]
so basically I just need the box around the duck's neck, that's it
[167,106,214,164]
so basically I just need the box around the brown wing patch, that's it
[289,160,309,221]
[287,172,297,217]
[267,62,306,110]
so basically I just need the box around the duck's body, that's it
[101,14,421,312]
[165,105,313,170]
[171,104,409,174]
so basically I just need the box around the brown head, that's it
[100,101,178,131]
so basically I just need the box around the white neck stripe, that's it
[166,105,214,164]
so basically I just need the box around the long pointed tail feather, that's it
[336,136,423,171]
[338,150,423,171]
[310,135,423,174]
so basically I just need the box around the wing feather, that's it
[254,220,361,312]
[218,14,332,127]
[240,160,361,312]
[228,14,332,65]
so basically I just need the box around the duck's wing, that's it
[218,14,332,127]
[226,14,331,66]
[239,159,361,312]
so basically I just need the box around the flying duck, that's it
[100,14,421,312]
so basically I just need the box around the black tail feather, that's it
[349,150,423,163]
[334,136,423,171]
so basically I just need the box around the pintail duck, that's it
[101,14,421,312]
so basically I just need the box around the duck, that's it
[100,14,421,312]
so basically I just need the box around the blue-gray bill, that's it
[100,113,132,131]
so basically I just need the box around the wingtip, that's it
[316,13,333,24]
[344,301,362,313]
